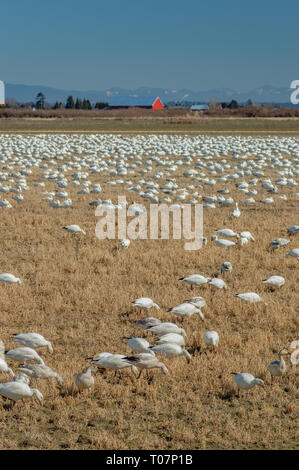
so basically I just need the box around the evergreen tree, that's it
[228,99,239,109]
[36,92,46,109]
[95,101,109,109]
[75,98,82,109]
[65,95,75,109]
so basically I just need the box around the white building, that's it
[0,80,4,104]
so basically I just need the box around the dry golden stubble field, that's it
[0,143,298,450]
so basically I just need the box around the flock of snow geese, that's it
[0,133,298,406]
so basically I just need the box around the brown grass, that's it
[0,135,298,450]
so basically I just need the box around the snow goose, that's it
[149,343,191,362]
[123,353,168,379]
[203,331,219,350]
[13,333,53,353]
[155,333,185,347]
[262,276,285,288]
[147,322,187,337]
[63,225,86,235]
[125,338,155,355]
[75,366,97,392]
[168,303,204,319]
[5,347,45,365]
[232,372,264,396]
[270,238,290,250]
[89,354,138,375]
[285,248,299,260]
[0,381,43,406]
[208,278,227,289]
[0,273,21,284]
[268,349,290,382]
[221,262,232,274]
[135,317,161,329]
[240,231,255,241]
[17,364,63,385]
[215,229,239,238]
[232,203,240,217]
[120,239,130,248]
[211,236,236,248]
[132,298,160,310]
[0,340,14,377]
[179,274,210,290]
[235,292,264,304]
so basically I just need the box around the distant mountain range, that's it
[4,83,294,105]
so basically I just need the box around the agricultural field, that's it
[0,131,298,450]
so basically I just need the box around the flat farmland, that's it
[0,132,298,450]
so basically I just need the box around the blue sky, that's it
[1,0,298,91]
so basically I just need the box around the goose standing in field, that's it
[135,317,161,329]
[179,274,210,290]
[13,333,53,353]
[268,349,290,382]
[75,366,98,392]
[208,278,227,290]
[232,202,240,217]
[5,347,45,365]
[63,225,86,235]
[123,353,168,379]
[270,238,290,250]
[221,262,232,274]
[17,364,63,385]
[168,303,204,319]
[132,297,160,310]
[0,381,43,407]
[120,238,130,248]
[125,338,155,355]
[211,236,236,248]
[203,331,219,350]
[232,372,264,396]
[149,343,192,362]
[0,340,14,377]
[262,276,285,289]
[147,322,187,337]
[155,333,185,347]
[0,273,21,284]
[235,292,264,304]
[215,229,239,238]
[89,353,138,376]
[285,248,299,260]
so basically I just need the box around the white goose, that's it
[0,340,14,377]
[17,364,63,385]
[179,274,210,289]
[125,338,155,356]
[235,292,264,304]
[123,353,168,378]
[221,262,232,274]
[212,236,236,248]
[262,276,285,288]
[63,225,86,235]
[147,322,187,337]
[120,239,130,248]
[185,296,207,308]
[155,333,185,347]
[149,343,191,362]
[268,349,290,382]
[168,303,204,319]
[0,381,43,405]
[232,372,264,395]
[0,273,21,284]
[5,347,45,365]
[215,229,239,238]
[13,333,53,353]
[89,353,138,375]
[285,248,299,260]
[288,225,299,235]
[132,298,160,310]
[75,366,97,391]
[208,278,227,290]
[203,331,219,350]
[232,203,240,217]
[135,317,161,329]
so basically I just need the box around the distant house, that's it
[107,96,164,110]
[0,80,5,105]
[190,104,208,111]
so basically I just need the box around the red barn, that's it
[152,97,163,110]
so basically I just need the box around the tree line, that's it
[35,92,108,110]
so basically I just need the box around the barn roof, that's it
[190,104,208,110]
